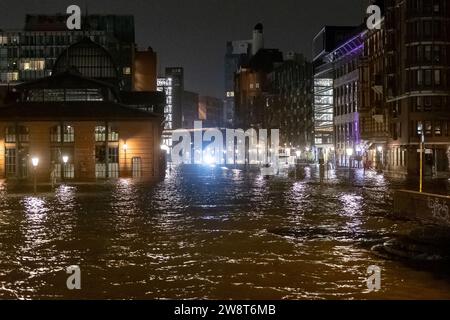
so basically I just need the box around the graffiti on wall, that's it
[427,197,450,224]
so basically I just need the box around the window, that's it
[50,126,61,143]
[424,69,432,86]
[424,46,432,62]
[95,126,106,142]
[132,157,142,178]
[5,126,29,143]
[18,126,29,142]
[5,126,16,143]
[417,70,423,85]
[417,121,423,136]
[424,97,432,111]
[64,125,74,142]
[50,147,74,179]
[423,21,432,37]
[434,70,441,85]
[434,3,440,13]
[433,46,441,63]
[435,122,442,136]
[108,147,119,178]
[108,127,119,142]
[95,146,119,179]
[123,67,131,75]
[20,59,45,71]
[425,121,432,136]
[416,97,423,112]
[51,124,74,143]
[95,146,107,178]
[5,148,16,176]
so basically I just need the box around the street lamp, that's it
[31,157,39,193]
[62,155,69,181]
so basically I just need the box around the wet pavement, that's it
[0,165,450,299]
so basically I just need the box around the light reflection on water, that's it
[0,165,449,299]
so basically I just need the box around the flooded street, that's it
[0,165,450,299]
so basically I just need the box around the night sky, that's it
[0,0,367,98]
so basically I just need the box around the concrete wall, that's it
[393,190,450,227]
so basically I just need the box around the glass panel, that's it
[63,125,74,143]
[95,126,106,142]
[5,148,16,176]
[5,126,16,143]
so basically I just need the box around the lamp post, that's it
[346,148,354,179]
[31,157,39,193]
[123,143,128,177]
[62,155,69,181]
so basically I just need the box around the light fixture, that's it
[377,146,383,153]
[62,155,69,164]
[31,157,39,167]
[123,143,129,151]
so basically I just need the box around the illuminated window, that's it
[50,125,74,143]
[424,121,432,136]
[95,146,107,178]
[5,126,16,143]
[123,67,131,75]
[108,147,119,178]
[417,121,423,136]
[64,125,74,142]
[435,122,442,136]
[5,126,29,143]
[108,127,119,142]
[95,126,107,142]
[20,59,45,71]
[5,148,16,176]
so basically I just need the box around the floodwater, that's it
[0,165,450,299]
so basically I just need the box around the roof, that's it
[52,37,119,81]
[0,101,162,122]
[14,69,117,90]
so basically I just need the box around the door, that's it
[132,157,142,178]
